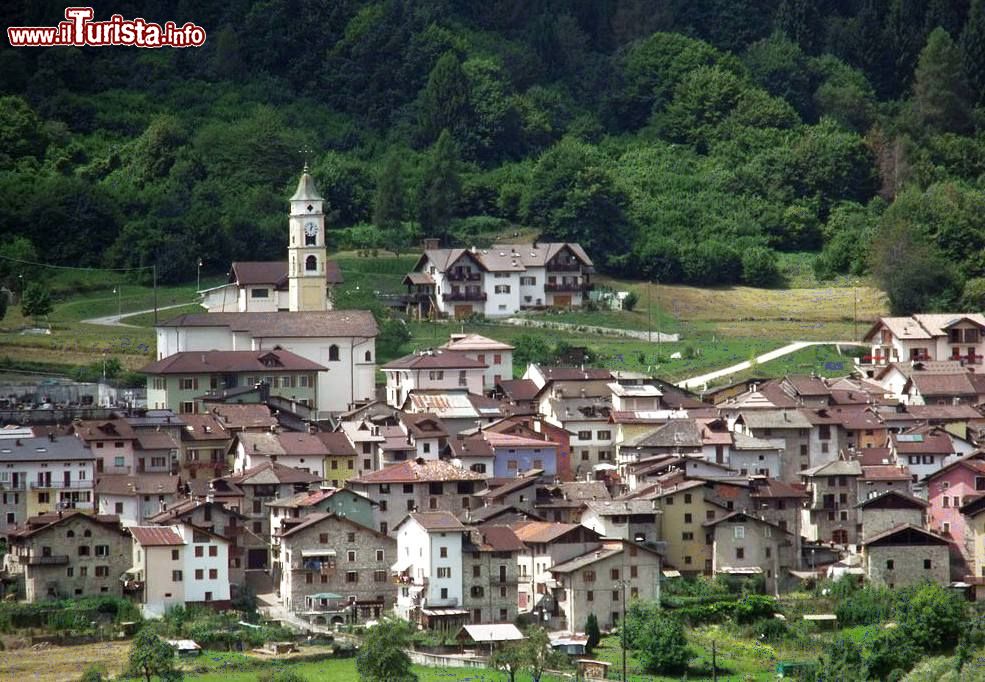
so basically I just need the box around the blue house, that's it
[486,432,559,479]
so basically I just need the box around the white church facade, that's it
[154,166,377,415]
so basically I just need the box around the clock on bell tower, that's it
[287,163,328,312]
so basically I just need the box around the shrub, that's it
[622,291,639,311]
[635,613,691,675]
[257,670,308,682]
[751,617,788,643]
[733,595,777,624]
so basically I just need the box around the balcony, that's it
[30,480,92,490]
[442,291,486,302]
[21,554,69,566]
[546,261,582,272]
[446,271,482,282]
[545,282,590,293]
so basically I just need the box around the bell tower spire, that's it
[288,163,328,312]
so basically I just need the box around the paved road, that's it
[82,302,194,328]
[677,341,866,390]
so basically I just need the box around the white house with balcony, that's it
[392,511,469,630]
[860,314,985,374]
[381,349,487,409]
[405,242,593,319]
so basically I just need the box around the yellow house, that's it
[960,496,985,599]
[650,479,717,576]
[317,432,358,487]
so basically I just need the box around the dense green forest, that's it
[2,0,985,314]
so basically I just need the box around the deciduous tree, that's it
[355,619,417,682]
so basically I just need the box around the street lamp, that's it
[197,259,203,293]
[112,287,121,318]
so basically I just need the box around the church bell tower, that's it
[288,163,328,312]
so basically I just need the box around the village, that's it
[2,167,985,681]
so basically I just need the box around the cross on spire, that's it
[299,146,312,174]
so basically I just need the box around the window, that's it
[407,499,415,511]
[209,546,217,557]
[440,546,448,558]
[251,288,269,299]
[305,255,317,271]
[612,590,620,602]
[78,545,90,556]
[494,284,511,294]
[376,549,385,562]
[437,567,451,578]
[684,493,692,503]
[586,590,594,602]
[520,276,535,286]
[441,588,448,599]
[886,560,895,570]
[734,526,745,539]
[194,569,204,580]
[684,513,693,524]
[329,345,340,362]
[577,430,592,441]
[428,370,444,380]
[347,550,356,562]
[172,570,183,582]
[181,401,195,414]
[610,568,620,580]
[682,531,694,541]
[66,567,74,577]
[507,460,518,470]
[319,533,329,544]
[95,545,109,557]
[597,430,611,440]
[736,547,745,560]
[630,565,638,578]
[306,573,313,584]
[346,571,358,583]
[923,559,932,569]
[583,570,595,582]
[195,546,204,558]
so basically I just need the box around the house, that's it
[141,349,325,413]
[73,418,178,477]
[959,495,985,588]
[579,500,661,545]
[547,397,613,480]
[924,455,985,551]
[231,431,356,486]
[401,390,504,436]
[494,379,540,415]
[209,404,279,433]
[406,242,593,319]
[441,334,514,390]
[474,471,541,513]
[904,371,978,406]
[647,480,718,575]
[339,417,388,477]
[267,486,377,567]
[549,539,661,631]
[704,512,798,594]
[0,434,95,532]
[456,623,524,655]
[393,512,470,630]
[729,431,783,478]
[178,414,233,481]
[95,473,180,526]
[461,525,525,625]
[511,521,604,614]
[382,349,487,409]
[220,461,322,570]
[155,310,377,414]
[200,260,343,313]
[799,459,863,546]
[4,511,130,602]
[747,477,807,541]
[731,410,814,483]
[889,426,961,482]
[398,413,449,462]
[145,498,253,591]
[127,523,231,618]
[482,431,559,479]
[861,524,950,588]
[347,459,486,536]
[857,491,928,541]
[861,314,985,369]
[277,511,396,621]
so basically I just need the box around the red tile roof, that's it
[483,432,558,449]
[140,350,325,375]
[861,465,912,481]
[210,404,278,429]
[351,459,484,484]
[231,260,343,287]
[382,349,487,370]
[130,526,184,546]
[406,511,468,532]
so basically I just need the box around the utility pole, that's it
[647,283,652,343]
[197,258,203,293]
[153,264,158,325]
[853,283,858,343]
[621,580,627,682]
[712,640,717,682]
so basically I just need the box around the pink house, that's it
[925,455,985,553]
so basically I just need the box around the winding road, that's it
[82,302,194,328]
[677,341,867,390]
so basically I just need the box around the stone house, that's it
[178,413,233,480]
[549,539,661,631]
[511,521,603,614]
[731,410,813,483]
[4,511,131,602]
[862,524,950,588]
[461,525,525,625]
[579,500,661,545]
[347,459,485,536]
[704,512,798,595]
[857,490,928,542]
[277,511,395,621]
[799,459,862,546]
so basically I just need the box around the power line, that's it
[0,253,154,273]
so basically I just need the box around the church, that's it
[152,167,378,415]
[199,164,343,313]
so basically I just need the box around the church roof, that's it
[290,167,324,201]
[139,349,325,374]
[231,261,343,287]
[158,311,378,338]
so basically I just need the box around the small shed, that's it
[550,632,587,655]
[576,659,611,681]
[456,623,524,655]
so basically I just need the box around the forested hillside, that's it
[2,1,985,314]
